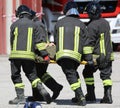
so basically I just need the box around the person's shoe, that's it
[9,88,26,104]
[71,97,78,103]
[9,97,26,104]
[52,85,63,100]
[37,83,52,104]
[72,93,96,103]
[27,96,44,102]
[74,88,86,106]
[100,86,113,104]
[85,94,96,103]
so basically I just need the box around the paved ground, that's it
[0,52,120,108]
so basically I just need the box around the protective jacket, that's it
[54,16,87,63]
[83,18,114,61]
[9,15,47,60]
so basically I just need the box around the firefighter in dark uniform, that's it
[54,1,87,106]
[79,1,114,104]
[27,10,63,102]
[9,5,52,104]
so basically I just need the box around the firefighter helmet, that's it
[15,5,32,17]
[63,1,78,15]
[30,9,36,18]
[86,1,102,19]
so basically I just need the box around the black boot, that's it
[72,85,96,103]
[44,78,63,100]
[27,88,44,101]
[100,86,113,104]
[74,88,86,106]
[85,85,96,102]
[9,88,26,104]
[36,82,52,104]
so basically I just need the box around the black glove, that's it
[84,54,94,66]
[96,54,109,69]
[87,60,94,66]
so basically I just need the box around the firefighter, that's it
[72,1,114,104]
[27,10,63,102]
[9,5,52,104]
[54,1,87,106]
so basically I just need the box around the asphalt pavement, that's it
[0,52,120,108]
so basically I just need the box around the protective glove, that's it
[84,54,94,66]
[87,60,94,66]
[96,54,109,69]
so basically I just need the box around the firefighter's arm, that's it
[83,46,94,66]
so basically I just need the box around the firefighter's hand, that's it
[43,55,50,63]
[96,58,108,69]
[87,60,94,66]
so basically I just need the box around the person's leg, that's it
[82,65,97,102]
[9,60,25,104]
[60,59,86,106]
[22,60,52,104]
[100,62,113,104]
[28,63,63,101]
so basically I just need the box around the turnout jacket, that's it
[9,16,47,60]
[54,16,87,63]
[83,18,114,61]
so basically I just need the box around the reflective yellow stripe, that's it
[56,49,81,61]
[85,77,94,85]
[36,42,47,50]
[74,26,80,52]
[71,81,81,90]
[83,46,93,54]
[27,28,33,52]
[15,83,25,89]
[9,50,35,60]
[41,72,51,83]
[13,27,18,51]
[59,27,64,51]
[110,52,114,60]
[32,78,41,88]
[100,33,106,55]
[103,79,112,86]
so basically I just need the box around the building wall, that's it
[0,0,6,54]
[0,0,42,55]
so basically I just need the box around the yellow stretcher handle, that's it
[50,60,89,65]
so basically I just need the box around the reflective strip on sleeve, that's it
[36,42,47,51]
[83,46,93,54]
[100,33,106,55]
[74,26,80,52]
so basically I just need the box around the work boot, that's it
[37,82,52,104]
[85,85,96,102]
[9,88,26,104]
[74,88,86,106]
[27,88,44,101]
[72,85,96,103]
[100,86,113,104]
[43,77,63,100]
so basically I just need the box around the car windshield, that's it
[74,0,118,13]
